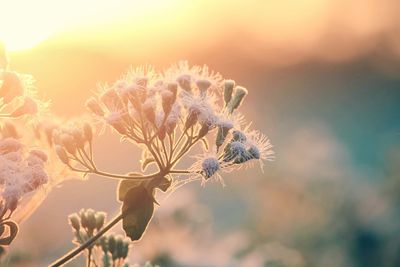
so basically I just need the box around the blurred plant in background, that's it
[0,46,80,253]
[51,62,274,266]
[67,209,160,267]
[0,46,48,249]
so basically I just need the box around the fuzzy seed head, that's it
[176,74,192,91]
[202,157,220,179]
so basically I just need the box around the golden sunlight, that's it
[0,0,177,51]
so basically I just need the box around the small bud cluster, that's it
[53,122,94,170]
[69,209,106,243]
[68,210,135,267]
[98,234,130,267]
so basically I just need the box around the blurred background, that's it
[1,0,400,266]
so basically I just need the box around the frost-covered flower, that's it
[245,130,275,166]
[82,61,274,190]
[190,152,227,186]
[202,157,220,179]
[222,129,274,169]
[0,138,48,211]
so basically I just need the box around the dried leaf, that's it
[117,179,142,202]
[121,185,154,241]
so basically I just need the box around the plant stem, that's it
[86,248,92,267]
[50,213,124,267]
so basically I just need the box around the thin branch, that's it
[86,248,92,267]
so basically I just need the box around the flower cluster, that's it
[0,138,48,213]
[69,209,106,242]
[82,61,273,186]
[53,121,94,173]
[0,49,63,247]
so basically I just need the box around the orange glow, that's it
[0,0,179,51]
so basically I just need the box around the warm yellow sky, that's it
[1,0,399,65]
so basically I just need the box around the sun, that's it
[0,1,62,51]
[0,0,180,52]
[0,30,53,52]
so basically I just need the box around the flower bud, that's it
[99,236,108,252]
[108,235,116,253]
[0,71,24,104]
[68,213,81,230]
[115,236,124,259]
[85,209,96,230]
[176,74,192,91]
[100,89,123,112]
[83,123,93,143]
[232,130,247,142]
[185,107,200,129]
[165,116,177,134]
[223,80,235,105]
[248,144,260,159]
[228,86,248,113]
[202,157,220,179]
[60,134,77,155]
[161,90,174,115]
[143,99,156,124]
[196,79,211,95]
[167,82,178,100]
[121,239,129,259]
[128,92,142,112]
[85,97,104,116]
[95,212,106,230]
[106,113,128,135]
[224,141,247,162]
[215,123,233,150]
[10,97,38,117]
[158,125,166,140]
[55,145,69,165]
[71,128,85,149]
[80,210,88,228]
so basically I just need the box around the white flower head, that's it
[190,152,226,186]
[246,130,275,166]
[0,138,49,211]
[222,128,274,170]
